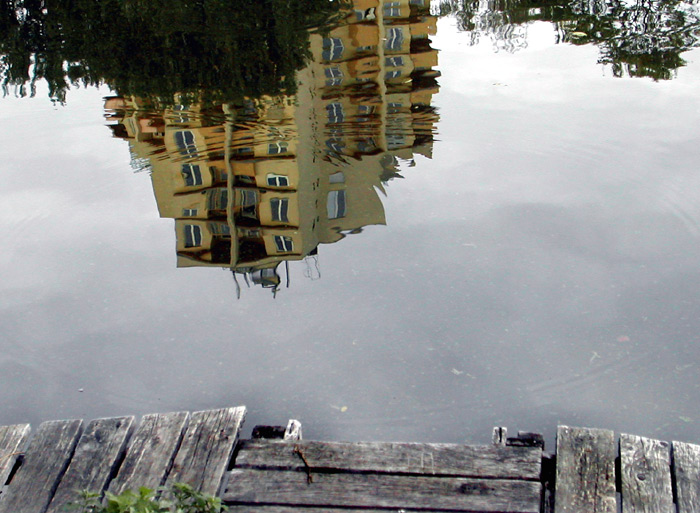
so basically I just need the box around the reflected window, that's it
[384,2,401,17]
[327,190,347,219]
[237,175,255,184]
[325,67,343,86]
[327,102,344,123]
[182,208,198,217]
[184,224,202,248]
[385,70,402,79]
[209,222,231,235]
[326,139,345,153]
[268,142,288,154]
[210,165,227,182]
[173,104,190,123]
[267,174,289,187]
[329,172,345,184]
[274,235,294,253]
[181,163,202,187]
[387,133,406,149]
[207,189,228,210]
[239,189,258,219]
[385,27,404,50]
[174,130,197,157]
[234,146,253,156]
[355,7,376,20]
[386,56,404,67]
[270,198,289,223]
[358,138,377,153]
[322,37,344,61]
[358,105,375,115]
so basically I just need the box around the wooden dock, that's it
[1,406,700,512]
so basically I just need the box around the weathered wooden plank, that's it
[108,411,190,495]
[235,440,541,480]
[0,424,31,487]
[164,406,246,496]
[673,440,700,513]
[46,416,134,513]
[223,469,541,512]
[619,434,673,513]
[0,419,83,513]
[226,508,474,513]
[554,425,616,513]
[283,420,302,441]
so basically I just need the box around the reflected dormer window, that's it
[181,163,203,187]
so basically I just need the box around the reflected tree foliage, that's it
[437,0,700,79]
[0,0,343,103]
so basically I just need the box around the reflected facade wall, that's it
[106,0,440,290]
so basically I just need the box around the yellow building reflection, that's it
[105,0,440,293]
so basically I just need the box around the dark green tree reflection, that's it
[0,0,343,103]
[438,0,700,79]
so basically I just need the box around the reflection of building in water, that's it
[105,0,439,293]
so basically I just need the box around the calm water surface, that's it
[2,0,700,446]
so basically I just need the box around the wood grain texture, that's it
[235,440,541,480]
[108,411,190,495]
[620,433,673,513]
[164,406,246,496]
[46,416,134,513]
[673,440,700,513]
[223,468,541,512]
[0,419,83,513]
[554,425,616,513]
[226,508,472,513]
[0,424,31,487]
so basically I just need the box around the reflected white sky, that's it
[2,19,700,446]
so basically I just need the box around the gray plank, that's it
[554,425,616,513]
[223,468,542,512]
[0,424,31,487]
[108,411,190,495]
[226,508,477,513]
[164,406,246,495]
[620,433,673,513]
[235,440,542,480]
[46,416,134,513]
[0,419,83,513]
[673,440,700,513]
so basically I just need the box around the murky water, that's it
[2,0,700,447]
